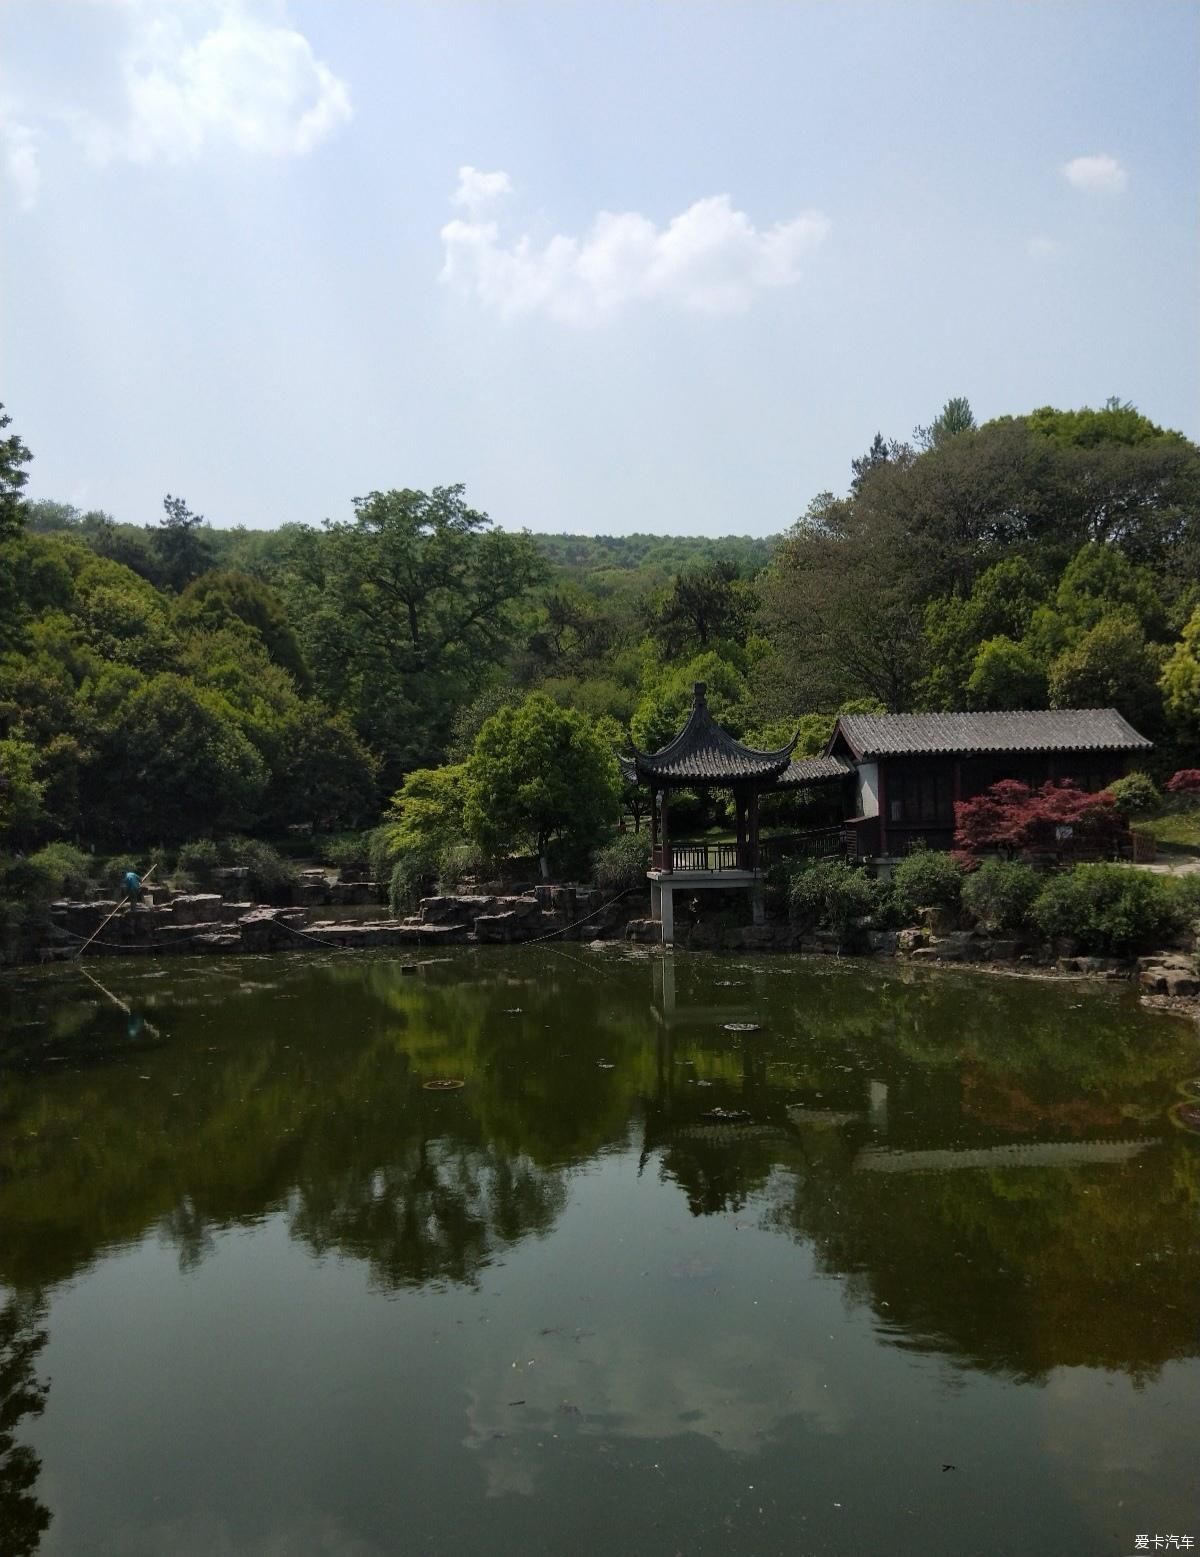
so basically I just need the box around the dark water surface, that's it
[1,948,1198,1557]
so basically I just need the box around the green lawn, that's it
[1140,808,1200,856]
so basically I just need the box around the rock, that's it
[867,930,899,955]
[418,895,499,926]
[193,931,241,953]
[475,911,542,944]
[897,927,927,954]
[296,881,330,906]
[920,938,966,961]
[1057,957,1082,974]
[917,906,958,935]
[985,939,1021,961]
[172,894,224,926]
[337,862,372,884]
[625,919,661,943]
[1138,958,1200,997]
[219,901,253,924]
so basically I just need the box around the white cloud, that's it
[84,2,352,164]
[439,170,831,324]
[451,165,513,214]
[1062,154,1128,194]
[1026,234,1061,258]
[1,114,40,209]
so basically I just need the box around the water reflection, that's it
[0,1291,51,1557]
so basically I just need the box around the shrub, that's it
[892,846,965,917]
[788,859,884,939]
[961,858,1041,934]
[225,838,297,904]
[177,838,220,887]
[593,833,651,893]
[438,841,492,888]
[1166,769,1200,798]
[26,842,93,898]
[322,834,371,869]
[1030,864,1182,956]
[1105,771,1162,817]
[955,779,1124,857]
[389,847,438,915]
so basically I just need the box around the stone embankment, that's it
[38,884,627,960]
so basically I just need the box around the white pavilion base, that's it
[647,868,765,944]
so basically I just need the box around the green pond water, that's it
[1,948,1198,1557]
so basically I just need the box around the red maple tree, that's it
[954,779,1125,859]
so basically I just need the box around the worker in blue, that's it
[124,869,142,900]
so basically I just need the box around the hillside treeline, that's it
[1,396,1199,858]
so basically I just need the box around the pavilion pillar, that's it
[661,788,672,873]
[734,788,747,869]
[659,881,675,944]
[748,787,760,872]
[650,783,658,865]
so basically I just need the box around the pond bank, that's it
[14,882,1200,1024]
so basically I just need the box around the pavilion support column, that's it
[659,880,675,944]
[750,881,765,926]
[661,788,672,873]
[734,788,747,869]
[748,787,760,872]
[650,878,661,921]
[877,762,890,856]
[650,783,658,865]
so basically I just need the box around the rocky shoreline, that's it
[14,882,1200,1020]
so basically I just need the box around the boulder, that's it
[418,895,499,926]
[172,894,224,926]
[897,927,927,954]
[1138,958,1200,998]
[624,918,661,943]
[475,911,540,944]
[867,930,899,955]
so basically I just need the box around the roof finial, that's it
[693,681,707,707]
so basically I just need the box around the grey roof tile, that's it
[628,682,796,784]
[833,708,1151,758]
[777,755,855,786]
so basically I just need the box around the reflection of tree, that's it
[3,950,1199,1386]
[0,1291,51,1557]
[290,1139,566,1290]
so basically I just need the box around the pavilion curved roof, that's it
[626,683,797,785]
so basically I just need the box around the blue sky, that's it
[2,0,1196,536]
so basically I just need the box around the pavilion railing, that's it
[652,842,749,872]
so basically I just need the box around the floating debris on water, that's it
[423,1078,465,1091]
[723,1022,761,1032]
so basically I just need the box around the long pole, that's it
[73,863,157,960]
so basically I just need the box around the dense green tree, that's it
[630,650,747,752]
[287,486,546,780]
[262,702,379,831]
[0,404,31,542]
[965,636,1048,710]
[175,571,309,688]
[922,557,1049,708]
[463,693,620,875]
[95,674,267,844]
[383,764,467,857]
[646,559,755,656]
[1047,617,1163,724]
[0,739,46,843]
[154,493,215,592]
[1160,606,1200,744]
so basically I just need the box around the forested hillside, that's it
[2,396,1199,869]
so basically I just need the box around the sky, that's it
[2,0,1197,537]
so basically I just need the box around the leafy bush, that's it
[225,838,297,904]
[388,847,438,915]
[788,859,883,939]
[891,846,965,917]
[26,842,93,897]
[322,834,371,869]
[593,833,651,892]
[1105,771,1162,817]
[438,841,493,889]
[1030,865,1182,956]
[960,857,1041,933]
[1167,769,1200,797]
[955,779,1124,857]
[177,838,220,887]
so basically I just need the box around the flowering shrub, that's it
[1166,769,1200,795]
[954,780,1124,858]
